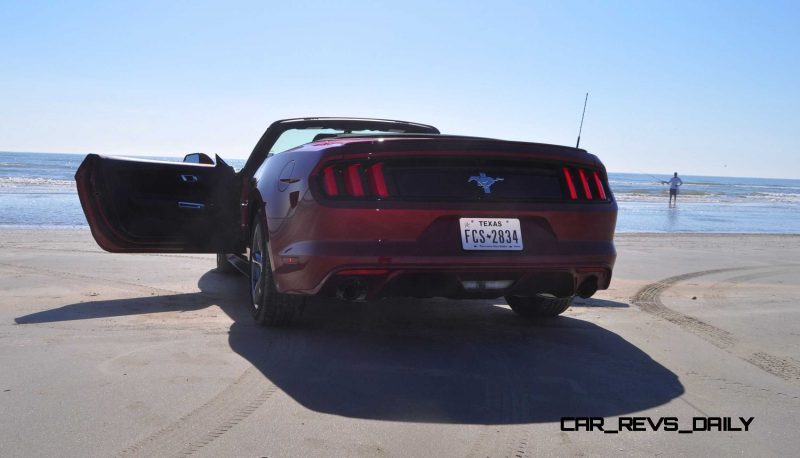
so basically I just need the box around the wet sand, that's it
[1,229,799,456]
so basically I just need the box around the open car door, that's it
[76,154,238,253]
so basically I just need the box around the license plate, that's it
[459,218,523,251]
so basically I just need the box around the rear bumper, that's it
[323,260,611,300]
[267,206,617,299]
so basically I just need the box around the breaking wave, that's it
[0,176,75,189]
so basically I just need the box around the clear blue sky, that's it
[2,0,798,178]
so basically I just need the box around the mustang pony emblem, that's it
[468,172,504,194]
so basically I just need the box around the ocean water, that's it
[609,173,800,233]
[1,151,798,233]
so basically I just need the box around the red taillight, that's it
[564,166,608,201]
[578,169,593,199]
[563,167,577,200]
[323,166,338,196]
[345,164,365,197]
[320,161,392,199]
[368,163,389,198]
[593,171,607,200]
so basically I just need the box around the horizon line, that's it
[1,149,797,181]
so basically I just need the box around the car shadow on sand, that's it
[16,270,682,425]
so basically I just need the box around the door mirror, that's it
[183,153,214,165]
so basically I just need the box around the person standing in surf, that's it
[662,172,683,207]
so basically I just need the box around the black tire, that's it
[216,252,236,274]
[249,212,304,326]
[505,294,573,319]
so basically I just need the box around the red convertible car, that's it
[76,117,617,326]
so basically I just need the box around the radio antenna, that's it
[576,92,589,148]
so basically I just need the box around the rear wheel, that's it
[505,294,573,319]
[249,213,304,326]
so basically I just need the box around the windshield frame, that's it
[240,118,439,177]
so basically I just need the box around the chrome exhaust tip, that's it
[336,279,367,301]
[577,277,598,299]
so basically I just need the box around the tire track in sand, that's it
[117,366,278,457]
[705,269,791,301]
[632,265,800,384]
[2,244,213,261]
[3,260,278,456]
[0,262,183,296]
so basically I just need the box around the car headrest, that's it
[312,133,341,142]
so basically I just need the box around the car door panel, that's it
[76,154,237,253]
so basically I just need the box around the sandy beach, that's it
[1,229,799,456]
